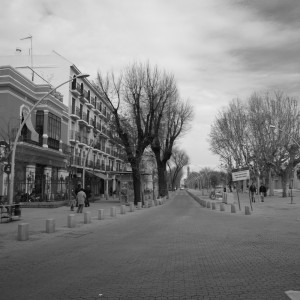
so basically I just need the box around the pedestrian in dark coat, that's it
[259,184,267,202]
[249,182,257,203]
[84,185,91,207]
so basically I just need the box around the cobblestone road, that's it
[0,191,299,299]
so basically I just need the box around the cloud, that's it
[1,0,299,168]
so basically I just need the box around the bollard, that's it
[121,205,126,214]
[68,214,76,228]
[17,223,29,241]
[137,202,142,210]
[212,202,216,210]
[98,209,104,220]
[207,201,211,209]
[231,204,236,213]
[110,207,116,217]
[220,203,225,211]
[130,202,135,212]
[84,211,91,224]
[245,206,251,215]
[203,201,207,208]
[46,219,55,233]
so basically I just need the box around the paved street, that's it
[0,190,299,299]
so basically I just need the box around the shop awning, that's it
[86,170,107,180]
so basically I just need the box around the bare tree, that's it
[210,91,300,197]
[151,96,193,197]
[96,62,175,204]
[167,148,189,190]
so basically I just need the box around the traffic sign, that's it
[232,168,250,181]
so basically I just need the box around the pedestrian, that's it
[259,183,267,202]
[70,189,76,211]
[75,184,81,207]
[84,185,91,207]
[249,182,257,203]
[76,188,86,213]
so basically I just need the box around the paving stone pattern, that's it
[0,191,299,299]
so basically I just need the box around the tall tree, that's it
[151,95,193,197]
[96,62,175,204]
[167,148,189,190]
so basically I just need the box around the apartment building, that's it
[0,65,69,201]
[0,51,128,200]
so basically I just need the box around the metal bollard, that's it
[121,205,126,214]
[207,201,211,209]
[245,206,251,215]
[220,203,225,211]
[203,200,207,207]
[98,209,104,220]
[17,223,29,241]
[129,202,135,212]
[46,219,55,233]
[84,211,91,224]
[68,214,76,228]
[212,202,216,210]
[231,204,236,213]
[110,207,116,217]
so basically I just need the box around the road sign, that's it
[4,163,11,175]
[232,168,250,181]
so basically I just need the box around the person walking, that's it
[76,188,86,213]
[84,185,91,207]
[259,183,267,202]
[70,189,76,211]
[249,182,257,203]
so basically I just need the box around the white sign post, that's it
[232,167,250,211]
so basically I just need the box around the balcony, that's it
[86,119,94,130]
[78,112,89,127]
[77,134,88,146]
[79,89,89,104]
[69,130,79,144]
[70,82,81,97]
[70,106,80,120]
[70,155,84,167]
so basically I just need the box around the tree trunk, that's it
[281,171,288,198]
[157,161,168,197]
[130,160,142,205]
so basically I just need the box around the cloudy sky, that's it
[1,0,300,171]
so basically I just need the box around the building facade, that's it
[0,52,129,202]
[0,65,69,201]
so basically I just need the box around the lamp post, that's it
[8,73,90,204]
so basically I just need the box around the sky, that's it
[1,0,300,172]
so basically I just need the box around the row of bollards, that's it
[17,197,167,241]
[199,198,251,216]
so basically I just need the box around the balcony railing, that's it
[78,135,88,145]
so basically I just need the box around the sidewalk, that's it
[186,188,300,218]
[0,193,175,253]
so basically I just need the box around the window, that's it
[36,110,44,145]
[48,112,61,150]
[72,98,76,114]
[71,75,76,90]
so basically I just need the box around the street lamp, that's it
[8,73,90,204]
